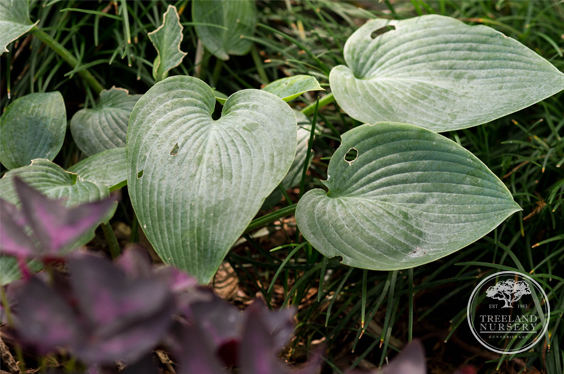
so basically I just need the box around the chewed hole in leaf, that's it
[137,155,147,178]
[370,25,395,39]
[344,148,358,164]
[170,143,179,156]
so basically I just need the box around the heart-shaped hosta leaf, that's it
[0,159,115,285]
[192,0,257,60]
[70,88,140,156]
[262,75,324,102]
[68,148,127,191]
[148,5,187,82]
[330,15,564,132]
[0,92,66,170]
[127,76,296,283]
[296,123,521,270]
[0,0,38,54]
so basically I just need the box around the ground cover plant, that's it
[1,0,563,373]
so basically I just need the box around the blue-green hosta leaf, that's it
[149,5,187,82]
[192,0,257,60]
[0,159,115,285]
[0,92,66,170]
[68,148,127,191]
[0,0,38,55]
[127,76,296,283]
[262,75,324,102]
[70,88,141,156]
[330,15,564,132]
[296,123,521,270]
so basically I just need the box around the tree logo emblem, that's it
[467,271,550,354]
[485,279,531,308]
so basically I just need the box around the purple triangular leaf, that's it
[191,291,244,345]
[251,300,296,352]
[68,255,176,364]
[176,322,228,374]
[14,277,84,354]
[116,244,153,278]
[239,302,292,374]
[14,177,115,254]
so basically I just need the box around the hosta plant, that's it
[1,1,563,288]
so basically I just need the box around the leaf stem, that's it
[101,223,121,259]
[301,92,334,116]
[244,204,297,233]
[32,28,105,94]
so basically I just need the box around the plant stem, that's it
[102,223,121,259]
[32,28,105,94]
[301,92,334,116]
[244,204,297,233]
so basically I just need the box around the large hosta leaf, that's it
[0,0,38,54]
[127,76,296,283]
[330,15,564,132]
[0,159,115,285]
[0,92,66,170]
[68,148,127,191]
[148,5,187,82]
[192,0,257,60]
[296,123,521,270]
[70,88,140,156]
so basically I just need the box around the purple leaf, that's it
[14,277,84,354]
[239,302,291,374]
[191,292,245,350]
[176,322,229,374]
[68,255,176,364]
[14,177,115,255]
[116,244,153,278]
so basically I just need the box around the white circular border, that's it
[466,271,550,355]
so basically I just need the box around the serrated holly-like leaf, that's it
[330,15,564,132]
[295,123,521,271]
[192,0,257,60]
[0,0,38,55]
[127,76,296,283]
[0,159,115,285]
[262,75,324,102]
[0,92,66,170]
[149,5,187,82]
[68,148,127,191]
[70,88,141,156]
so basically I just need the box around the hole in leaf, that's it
[170,143,179,155]
[344,148,358,164]
[370,25,395,39]
[137,155,147,178]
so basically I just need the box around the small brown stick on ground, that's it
[0,336,20,374]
